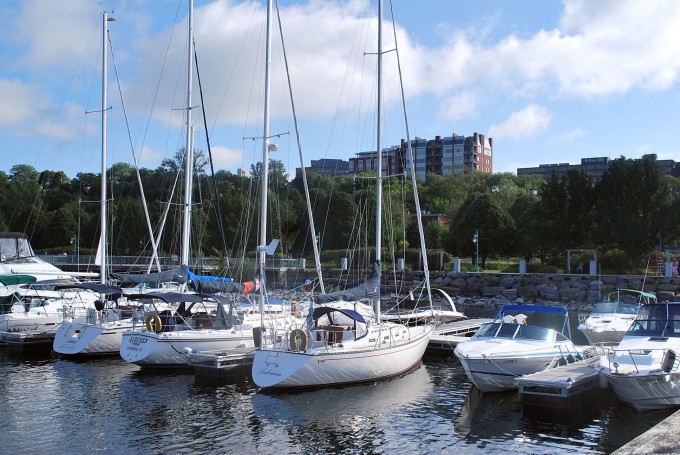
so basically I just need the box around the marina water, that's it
[0,306,674,454]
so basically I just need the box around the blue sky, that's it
[1,0,679,180]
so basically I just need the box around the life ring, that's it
[146,314,162,334]
[289,328,309,352]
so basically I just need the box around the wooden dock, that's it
[515,349,602,407]
[427,318,491,354]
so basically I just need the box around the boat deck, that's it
[427,318,492,354]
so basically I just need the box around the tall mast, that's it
[181,0,195,271]
[100,12,114,284]
[258,0,273,331]
[374,0,384,322]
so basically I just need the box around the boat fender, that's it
[289,328,309,352]
[145,314,162,334]
[598,372,609,389]
[662,349,677,373]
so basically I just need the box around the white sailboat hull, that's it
[252,324,433,389]
[53,320,131,355]
[120,328,257,367]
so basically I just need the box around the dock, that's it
[613,408,680,454]
[0,331,55,352]
[515,347,603,407]
[188,347,255,382]
[427,318,491,354]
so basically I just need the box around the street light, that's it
[70,234,77,264]
[472,229,479,272]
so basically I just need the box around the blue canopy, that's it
[124,292,204,304]
[54,283,123,298]
[312,306,366,324]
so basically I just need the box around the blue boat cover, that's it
[111,265,188,285]
[312,306,366,324]
[313,262,381,304]
[124,292,204,304]
[54,283,123,298]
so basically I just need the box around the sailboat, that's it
[117,1,301,367]
[51,12,143,356]
[251,0,435,390]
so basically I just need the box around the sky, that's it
[1,0,680,180]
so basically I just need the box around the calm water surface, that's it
[0,306,675,454]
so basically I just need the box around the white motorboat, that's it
[454,304,583,392]
[598,301,680,410]
[0,279,97,342]
[0,232,74,282]
[578,289,655,345]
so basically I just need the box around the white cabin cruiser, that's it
[599,301,680,410]
[578,289,655,345]
[454,304,583,392]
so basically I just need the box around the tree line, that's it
[1,154,678,274]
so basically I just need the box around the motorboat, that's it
[578,289,655,345]
[598,300,680,410]
[0,278,97,343]
[454,304,583,392]
[0,232,74,282]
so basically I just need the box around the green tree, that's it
[594,155,672,267]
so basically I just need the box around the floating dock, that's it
[189,347,255,382]
[0,331,55,352]
[427,318,492,354]
[515,347,603,407]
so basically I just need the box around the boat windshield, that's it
[0,236,35,262]
[474,322,560,342]
[592,301,640,315]
[626,303,680,338]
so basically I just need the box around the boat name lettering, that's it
[129,336,148,344]
[257,367,282,377]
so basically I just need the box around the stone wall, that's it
[400,271,680,309]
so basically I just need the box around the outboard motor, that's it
[662,349,677,373]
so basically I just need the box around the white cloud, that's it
[436,91,478,122]
[489,105,551,140]
[548,128,586,144]
[0,79,40,126]
[209,145,246,170]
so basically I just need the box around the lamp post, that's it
[70,234,77,264]
[472,229,479,272]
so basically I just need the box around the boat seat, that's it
[192,312,215,329]
[326,325,344,344]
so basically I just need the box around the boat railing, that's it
[599,346,680,374]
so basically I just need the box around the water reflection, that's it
[0,340,677,454]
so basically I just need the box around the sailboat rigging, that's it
[251,0,435,390]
